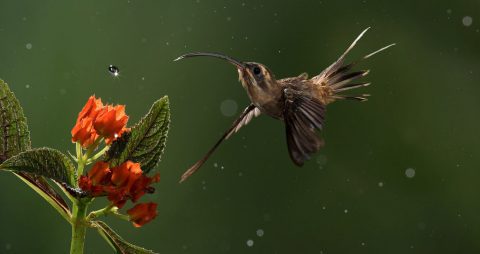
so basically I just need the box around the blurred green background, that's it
[1,0,479,253]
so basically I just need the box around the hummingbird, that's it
[175,27,394,183]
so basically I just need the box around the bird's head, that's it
[174,52,277,93]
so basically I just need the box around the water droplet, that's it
[108,65,120,77]
[25,84,30,88]
[25,43,32,50]
[462,16,473,26]
[246,239,254,247]
[405,168,416,178]
[220,99,238,116]
[378,182,384,187]
[256,229,264,237]
[446,9,452,14]
[214,163,218,168]
[344,209,349,214]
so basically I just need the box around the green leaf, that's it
[106,96,170,173]
[0,79,31,160]
[0,79,70,220]
[94,221,158,254]
[0,147,75,184]
[14,173,71,221]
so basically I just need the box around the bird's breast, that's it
[248,90,285,119]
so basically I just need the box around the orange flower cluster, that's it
[71,96,129,148]
[127,203,158,228]
[79,161,159,226]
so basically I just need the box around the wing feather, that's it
[227,106,261,139]
[180,104,259,182]
[283,89,325,166]
[310,28,394,96]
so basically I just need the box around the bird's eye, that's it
[253,66,262,76]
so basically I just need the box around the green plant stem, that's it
[86,145,110,165]
[112,211,131,221]
[75,138,103,179]
[70,200,89,254]
[87,204,115,220]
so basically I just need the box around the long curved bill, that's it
[174,52,245,69]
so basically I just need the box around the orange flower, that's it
[130,173,160,202]
[78,175,92,192]
[79,162,112,197]
[71,96,103,148]
[71,117,98,148]
[78,160,159,212]
[88,161,111,185]
[127,202,158,227]
[93,105,129,144]
[76,96,103,122]
[111,161,142,192]
[72,95,129,148]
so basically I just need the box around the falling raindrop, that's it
[405,168,416,178]
[256,229,264,237]
[108,65,120,77]
[462,16,473,26]
[220,99,238,116]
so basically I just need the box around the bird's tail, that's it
[311,27,395,102]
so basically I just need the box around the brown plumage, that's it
[175,27,395,182]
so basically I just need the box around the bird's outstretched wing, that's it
[311,27,395,101]
[180,104,260,182]
[226,106,261,139]
[283,89,325,166]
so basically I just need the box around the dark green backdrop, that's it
[1,0,479,253]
